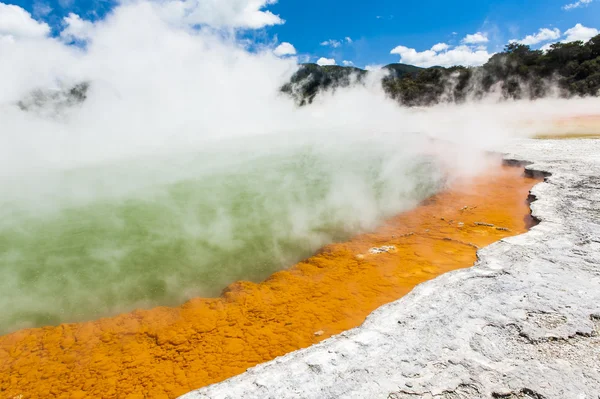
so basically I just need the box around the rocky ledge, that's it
[181,139,600,399]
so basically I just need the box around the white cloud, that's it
[563,0,593,10]
[431,42,450,52]
[537,23,598,51]
[342,60,354,66]
[462,32,488,44]
[390,44,492,67]
[32,2,52,18]
[512,27,561,45]
[273,42,296,56]
[158,0,284,29]
[0,2,50,39]
[563,23,599,42]
[316,57,336,66]
[320,39,341,48]
[60,13,94,42]
[321,37,352,47]
[364,64,383,70]
[57,0,287,40]
[58,0,74,8]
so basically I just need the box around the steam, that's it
[0,1,599,334]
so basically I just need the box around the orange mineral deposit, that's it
[0,162,541,399]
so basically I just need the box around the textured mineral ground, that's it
[0,159,540,398]
[181,138,600,399]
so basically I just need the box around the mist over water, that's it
[1,1,599,334]
[0,133,442,333]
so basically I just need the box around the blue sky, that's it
[3,0,600,68]
[268,0,599,67]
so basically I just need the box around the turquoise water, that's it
[0,137,442,334]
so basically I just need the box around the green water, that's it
[0,139,441,334]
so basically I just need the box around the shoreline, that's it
[182,138,600,399]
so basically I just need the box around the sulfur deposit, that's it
[183,138,600,399]
[0,163,539,399]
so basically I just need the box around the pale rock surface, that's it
[181,139,600,399]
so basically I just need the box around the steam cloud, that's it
[0,0,598,334]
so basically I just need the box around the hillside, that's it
[382,63,424,77]
[280,63,368,105]
[283,35,600,106]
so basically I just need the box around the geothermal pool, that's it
[0,136,441,334]
[0,159,540,399]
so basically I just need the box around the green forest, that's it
[282,34,600,106]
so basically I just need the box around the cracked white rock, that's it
[180,139,600,399]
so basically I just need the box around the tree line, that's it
[282,34,600,106]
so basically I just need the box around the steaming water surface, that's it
[0,134,442,334]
